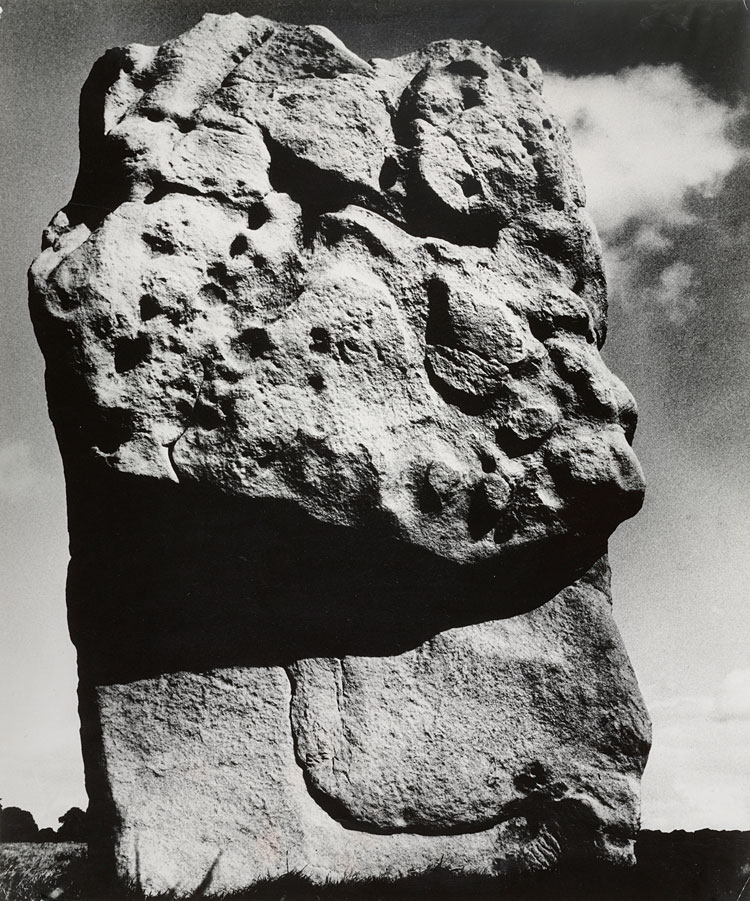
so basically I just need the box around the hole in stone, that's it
[425,279,455,347]
[145,180,202,206]
[552,197,565,211]
[247,202,270,229]
[467,485,498,540]
[493,514,517,544]
[308,373,325,392]
[562,314,593,341]
[379,157,400,191]
[527,315,553,343]
[461,174,482,197]
[310,327,332,353]
[621,403,638,445]
[446,58,489,78]
[142,233,175,254]
[537,231,571,261]
[176,118,195,133]
[94,410,134,454]
[417,474,443,514]
[479,452,497,473]
[230,234,249,256]
[192,401,223,430]
[114,334,150,373]
[200,283,227,303]
[90,315,113,340]
[139,294,161,321]
[461,86,483,110]
[238,327,273,359]
[57,288,81,311]
[177,396,200,417]
[550,781,568,800]
[572,278,586,296]
[514,761,550,792]
[255,441,280,468]
[542,118,552,129]
[207,262,230,284]
[301,62,338,78]
[495,424,545,459]
[336,338,360,363]
[144,109,165,122]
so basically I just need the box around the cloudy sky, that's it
[1,0,748,831]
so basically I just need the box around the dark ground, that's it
[1,831,748,901]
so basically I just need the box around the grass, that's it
[0,856,625,901]
[1,832,748,901]
[0,843,87,901]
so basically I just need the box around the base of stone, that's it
[83,566,648,897]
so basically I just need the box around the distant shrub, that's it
[0,807,38,843]
[56,807,88,843]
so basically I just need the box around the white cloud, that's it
[631,225,672,253]
[654,260,698,323]
[603,243,698,322]
[545,64,744,236]
[546,66,747,327]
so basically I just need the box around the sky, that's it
[1,0,748,831]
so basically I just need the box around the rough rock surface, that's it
[30,13,650,896]
[92,563,648,895]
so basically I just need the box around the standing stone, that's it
[30,14,650,895]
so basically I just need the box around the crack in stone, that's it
[143,176,258,212]
[164,361,208,483]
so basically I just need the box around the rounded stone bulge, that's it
[29,26,644,599]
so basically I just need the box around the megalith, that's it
[30,14,650,895]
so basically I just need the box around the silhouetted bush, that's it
[56,807,88,843]
[0,806,39,843]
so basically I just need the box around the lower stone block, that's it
[86,562,649,896]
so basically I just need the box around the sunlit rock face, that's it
[30,14,649,896]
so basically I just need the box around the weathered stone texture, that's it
[30,13,649,895]
[95,562,647,895]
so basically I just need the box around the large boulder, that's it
[30,13,649,896]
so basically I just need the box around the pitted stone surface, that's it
[30,14,650,895]
[31,13,643,574]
